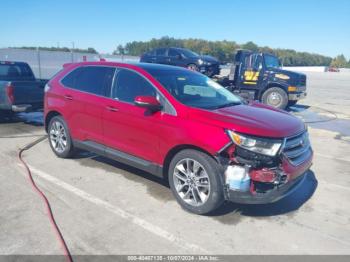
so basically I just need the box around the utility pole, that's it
[71,41,75,62]
[36,47,42,79]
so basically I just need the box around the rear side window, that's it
[112,69,156,103]
[155,48,167,56]
[61,66,115,96]
[147,50,156,56]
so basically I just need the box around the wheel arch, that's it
[45,110,62,132]
[162,144,219,181]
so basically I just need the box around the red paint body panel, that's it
[44,62,311,175]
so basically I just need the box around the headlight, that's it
[198,59,204,65]
[227,130,282,156]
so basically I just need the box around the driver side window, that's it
[112,69,157,103]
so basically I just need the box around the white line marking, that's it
[25,165,208,254]
[318,180,350,192]
[315,153,350,163]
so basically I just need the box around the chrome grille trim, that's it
[282,131,312,166]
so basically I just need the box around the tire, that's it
[262,87,288,109]
[48,116,75,158]
[288,100,298,107]
[187,64,199,72]
[205,70,215,78]
[168,149,225,215]
[0,110,15,121]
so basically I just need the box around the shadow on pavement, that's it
[0,111,44,126]
[75,149,317,218]
[286,104,310,113]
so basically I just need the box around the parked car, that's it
[0,61,47,119]
[140,47,220,77]
[44,62,313,215]
[325,66,340,72]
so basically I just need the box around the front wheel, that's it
[262,87,288,109]
[187,64,199,72]
[168,149,224,215]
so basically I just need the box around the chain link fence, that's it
[0,48,139,79]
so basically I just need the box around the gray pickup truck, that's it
[0,61,47,119]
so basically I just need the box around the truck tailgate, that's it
[12,80,45,105]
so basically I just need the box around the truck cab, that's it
[219,50,307,109]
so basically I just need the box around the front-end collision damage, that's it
[216,132,312,203]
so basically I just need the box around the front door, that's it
[102,68,162,163]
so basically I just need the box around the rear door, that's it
[154,48,168,65]
[60,66,115,144]
[141,50,156,63]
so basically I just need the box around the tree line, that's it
[12,46,98,54]
[114,37,349,67]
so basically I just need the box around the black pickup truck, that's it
[0,61,47,119]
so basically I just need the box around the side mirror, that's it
[134,96,162,112]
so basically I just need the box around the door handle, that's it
[106,106,119,112]
[64,95,73,100]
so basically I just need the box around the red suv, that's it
[44,62,313,215]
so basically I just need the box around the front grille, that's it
[283,132,312,166]
[299,75,306,86]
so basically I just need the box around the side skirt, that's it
[73,140,163,178]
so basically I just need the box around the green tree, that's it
[113,44,125,55]
[241,41,259,52]
[330,54,347,68]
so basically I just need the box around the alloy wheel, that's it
[49,120,68,154]
[173,158,211,207]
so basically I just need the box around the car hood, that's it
[189,102,305,138]
[271,68,306,84]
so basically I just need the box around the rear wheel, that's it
[168,149,224,215]
[0,110,15,121]
[262,87,288,109]
[48,116,75,158]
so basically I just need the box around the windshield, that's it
[264,54,281,68]
[180,49,199,58]
[144,68,242,110]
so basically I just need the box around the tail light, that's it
[44,83,51,92]
[6,83,14,104]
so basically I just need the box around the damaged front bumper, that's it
[219,131,313,204]
[226,171,307,204]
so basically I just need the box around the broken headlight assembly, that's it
[227,130,283,157]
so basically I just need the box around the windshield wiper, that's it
[208,102,241,110]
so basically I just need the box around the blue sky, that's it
[1,0,349,58]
